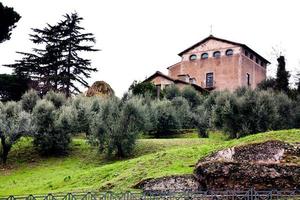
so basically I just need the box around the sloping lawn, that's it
[0,129,299,196]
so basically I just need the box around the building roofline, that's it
[178,35,270,64]
[143,71,209,93]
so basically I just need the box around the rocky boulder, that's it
[134,175,200,192]
[86,81,114,98]
[195,140,300,190]
[136,140,300,192]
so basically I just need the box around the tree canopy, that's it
[0,2,21,43]
[6,12,98,97]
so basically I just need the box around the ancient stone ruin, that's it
[86,81,114,98]
[136,140,300,192]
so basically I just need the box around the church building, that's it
[144,35,270,92]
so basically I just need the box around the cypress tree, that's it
[275,56,290,93]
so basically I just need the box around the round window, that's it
[189,54,197,61]
[201,53,208,59]
[213,51,221,58]
[226,49,233,56]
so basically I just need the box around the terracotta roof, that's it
[178,35,270,64]
[143,71,208,93]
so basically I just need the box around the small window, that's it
[206,72,214,88]
[201,53,208,59]
[261,62,265,67]
[250,54,254,60]
[255,58,259,64]
[213,51,221,58]
[189,54,197,61]
[245,51,249,57]
[226,49,233,56]
[247,73,251,86]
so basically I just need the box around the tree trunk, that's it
[116,144,124,158]
[0,135,10,165]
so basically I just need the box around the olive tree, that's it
[32,99,73,155]
[89,97,144,157]
[148,99,180,137]
[20,89,40,112]
[0,102,31,164]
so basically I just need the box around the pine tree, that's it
[275,56,290,93]
[5,12,98,96]
[55,13,98,97]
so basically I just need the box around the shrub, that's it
[164,84,181,100]
[181,86,202,108]
[171,97,196,129]
[70,95,91,135]
[32,99,71,155]
[0,101,31,164]
[257,78,276,91]
[273,92,294,129]
[194,105,210,138]
[129,81,157,98]
[89,97,144,157]
[20,89,40,112]
[45,91,66,108]
[148,99,180,137]
[212,92,241,138]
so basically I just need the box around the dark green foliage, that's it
[171,97,196,129]
[0,3,21,43]
[275,56,290,93]
[257,78,276,91]
[194,105,209,138]
[54,13,98,97]
[273,93,295,129]
[71,95,91,135]
[149,99,179,137]
[181,86,202,108]
[6,12,98,96]
[129,81,157,98]
[294,96,300,128]
[164,84,181,100]
[212,92,241,138]
[0,74,29,101]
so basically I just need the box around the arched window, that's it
[226,49,233,56]
[213,51,221,58]
[189,54,197,61]
[201,53,208,59]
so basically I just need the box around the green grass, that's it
[0,129,299,196]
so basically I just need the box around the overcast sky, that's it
[0,0,299,96]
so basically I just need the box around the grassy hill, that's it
[0,129,299,196]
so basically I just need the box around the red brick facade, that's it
[146,35,269,92]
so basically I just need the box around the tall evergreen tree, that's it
[54,13,98,97]
[5,12,98,96]
[0,2,21,43]
[275,56,290,93]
